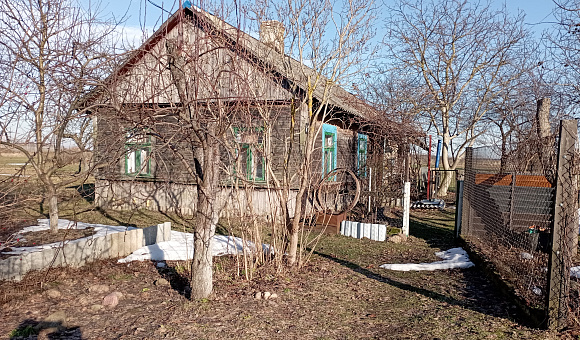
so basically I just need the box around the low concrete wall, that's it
[0,222,171,282]
[95,178,300,218]
[340,221,387,242]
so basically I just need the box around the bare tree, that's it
[246,0,377,266]
[382,0,531,196]
[0,0,120,233]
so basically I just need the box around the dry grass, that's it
[0,179,570,339]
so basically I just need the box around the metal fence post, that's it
[461,147,473,237]
[454,171,464,239]
[547,119,578,329]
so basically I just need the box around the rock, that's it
[103,291,123,308]
[88,284,110,294]
[90,304,103,311]
[520,252,534,260]
[78,296,90,306]
[263,292,271,300]
[389,234,406,244]
[532,286,542,296]
[154,278,170,286]
[45,289,61,299]
[156,262,167,268]
[254,292,262,300]
[270,293,278,299]
[35,310,67,331]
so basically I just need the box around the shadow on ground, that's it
[10,319,82,339]
[312,249,531,326]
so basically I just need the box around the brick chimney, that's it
[259,20,285,54]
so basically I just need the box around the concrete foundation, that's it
[0,222,171,281]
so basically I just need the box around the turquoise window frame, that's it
[125,129,152,177]
[233,126,265,182]
[322,123,337,178]
[357,133,368,177]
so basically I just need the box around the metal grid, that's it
[461,120,579,328]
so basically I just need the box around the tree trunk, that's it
[435,130,453,197]
[190,143,220,300]
[536,98,551,171]
[48,189,59,234]
[536,98,551,140]
[287,182,306,266]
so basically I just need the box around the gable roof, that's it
[86,5,376,120]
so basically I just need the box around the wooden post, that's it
[547,119,578,329]
[461,147,473,237]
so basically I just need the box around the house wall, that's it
[94,178,300,218]
[94,103,362,217]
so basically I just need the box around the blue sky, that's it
[84,0,558,40]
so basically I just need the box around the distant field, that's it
[0,152,29,176]
[0,150,83,177]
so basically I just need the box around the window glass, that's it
[125,129,152,177]
[322,124,337,178]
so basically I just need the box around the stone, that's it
[90,304,103,311]
[154,278,170,286]
[254,292,262,300]
[520,252,534,260]
[263,291,271,300]
[88,284,110,294]
[45,289,61,299]
[35,310,67,331]
[103,291,122,308]
[270,293,278,299]
[156,262,167,268]
[388,234,403,243]
[78,296,90,306]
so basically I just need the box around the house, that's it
[89,4,407,218]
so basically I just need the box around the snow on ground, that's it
[118,230,269,263]
[3,219,132,256]
[2,219,268,262]
[379,247,475,271]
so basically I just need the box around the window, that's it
[234,127,265,181]
[357,133,368,177]
[125,129,152,177]
[322,124,337,178]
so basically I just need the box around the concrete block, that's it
[378,224,387,242]
[0,256,20,281]
[91,236,107,260]
[19,252,32,278]
[370,224,380,241]
[143,224,159,246]
[110,232,122,258]
[63,240,88,267]
[28,250,44,272]
[163,222,171,242]
[134,228,143,252]
[364,223,371,239]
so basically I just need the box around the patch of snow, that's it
[3,219,133,255]
[379,247,474,271]
[3,219,271,263]
[118,230,270,263]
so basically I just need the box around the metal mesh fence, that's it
[461,120,579,329]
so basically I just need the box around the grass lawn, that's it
[0,176,566,339]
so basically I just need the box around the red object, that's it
[427,135,432,200]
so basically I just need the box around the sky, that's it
[81,0,559,45]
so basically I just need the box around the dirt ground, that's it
[0,231,566,340]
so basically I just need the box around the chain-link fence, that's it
[460,120,579,329]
